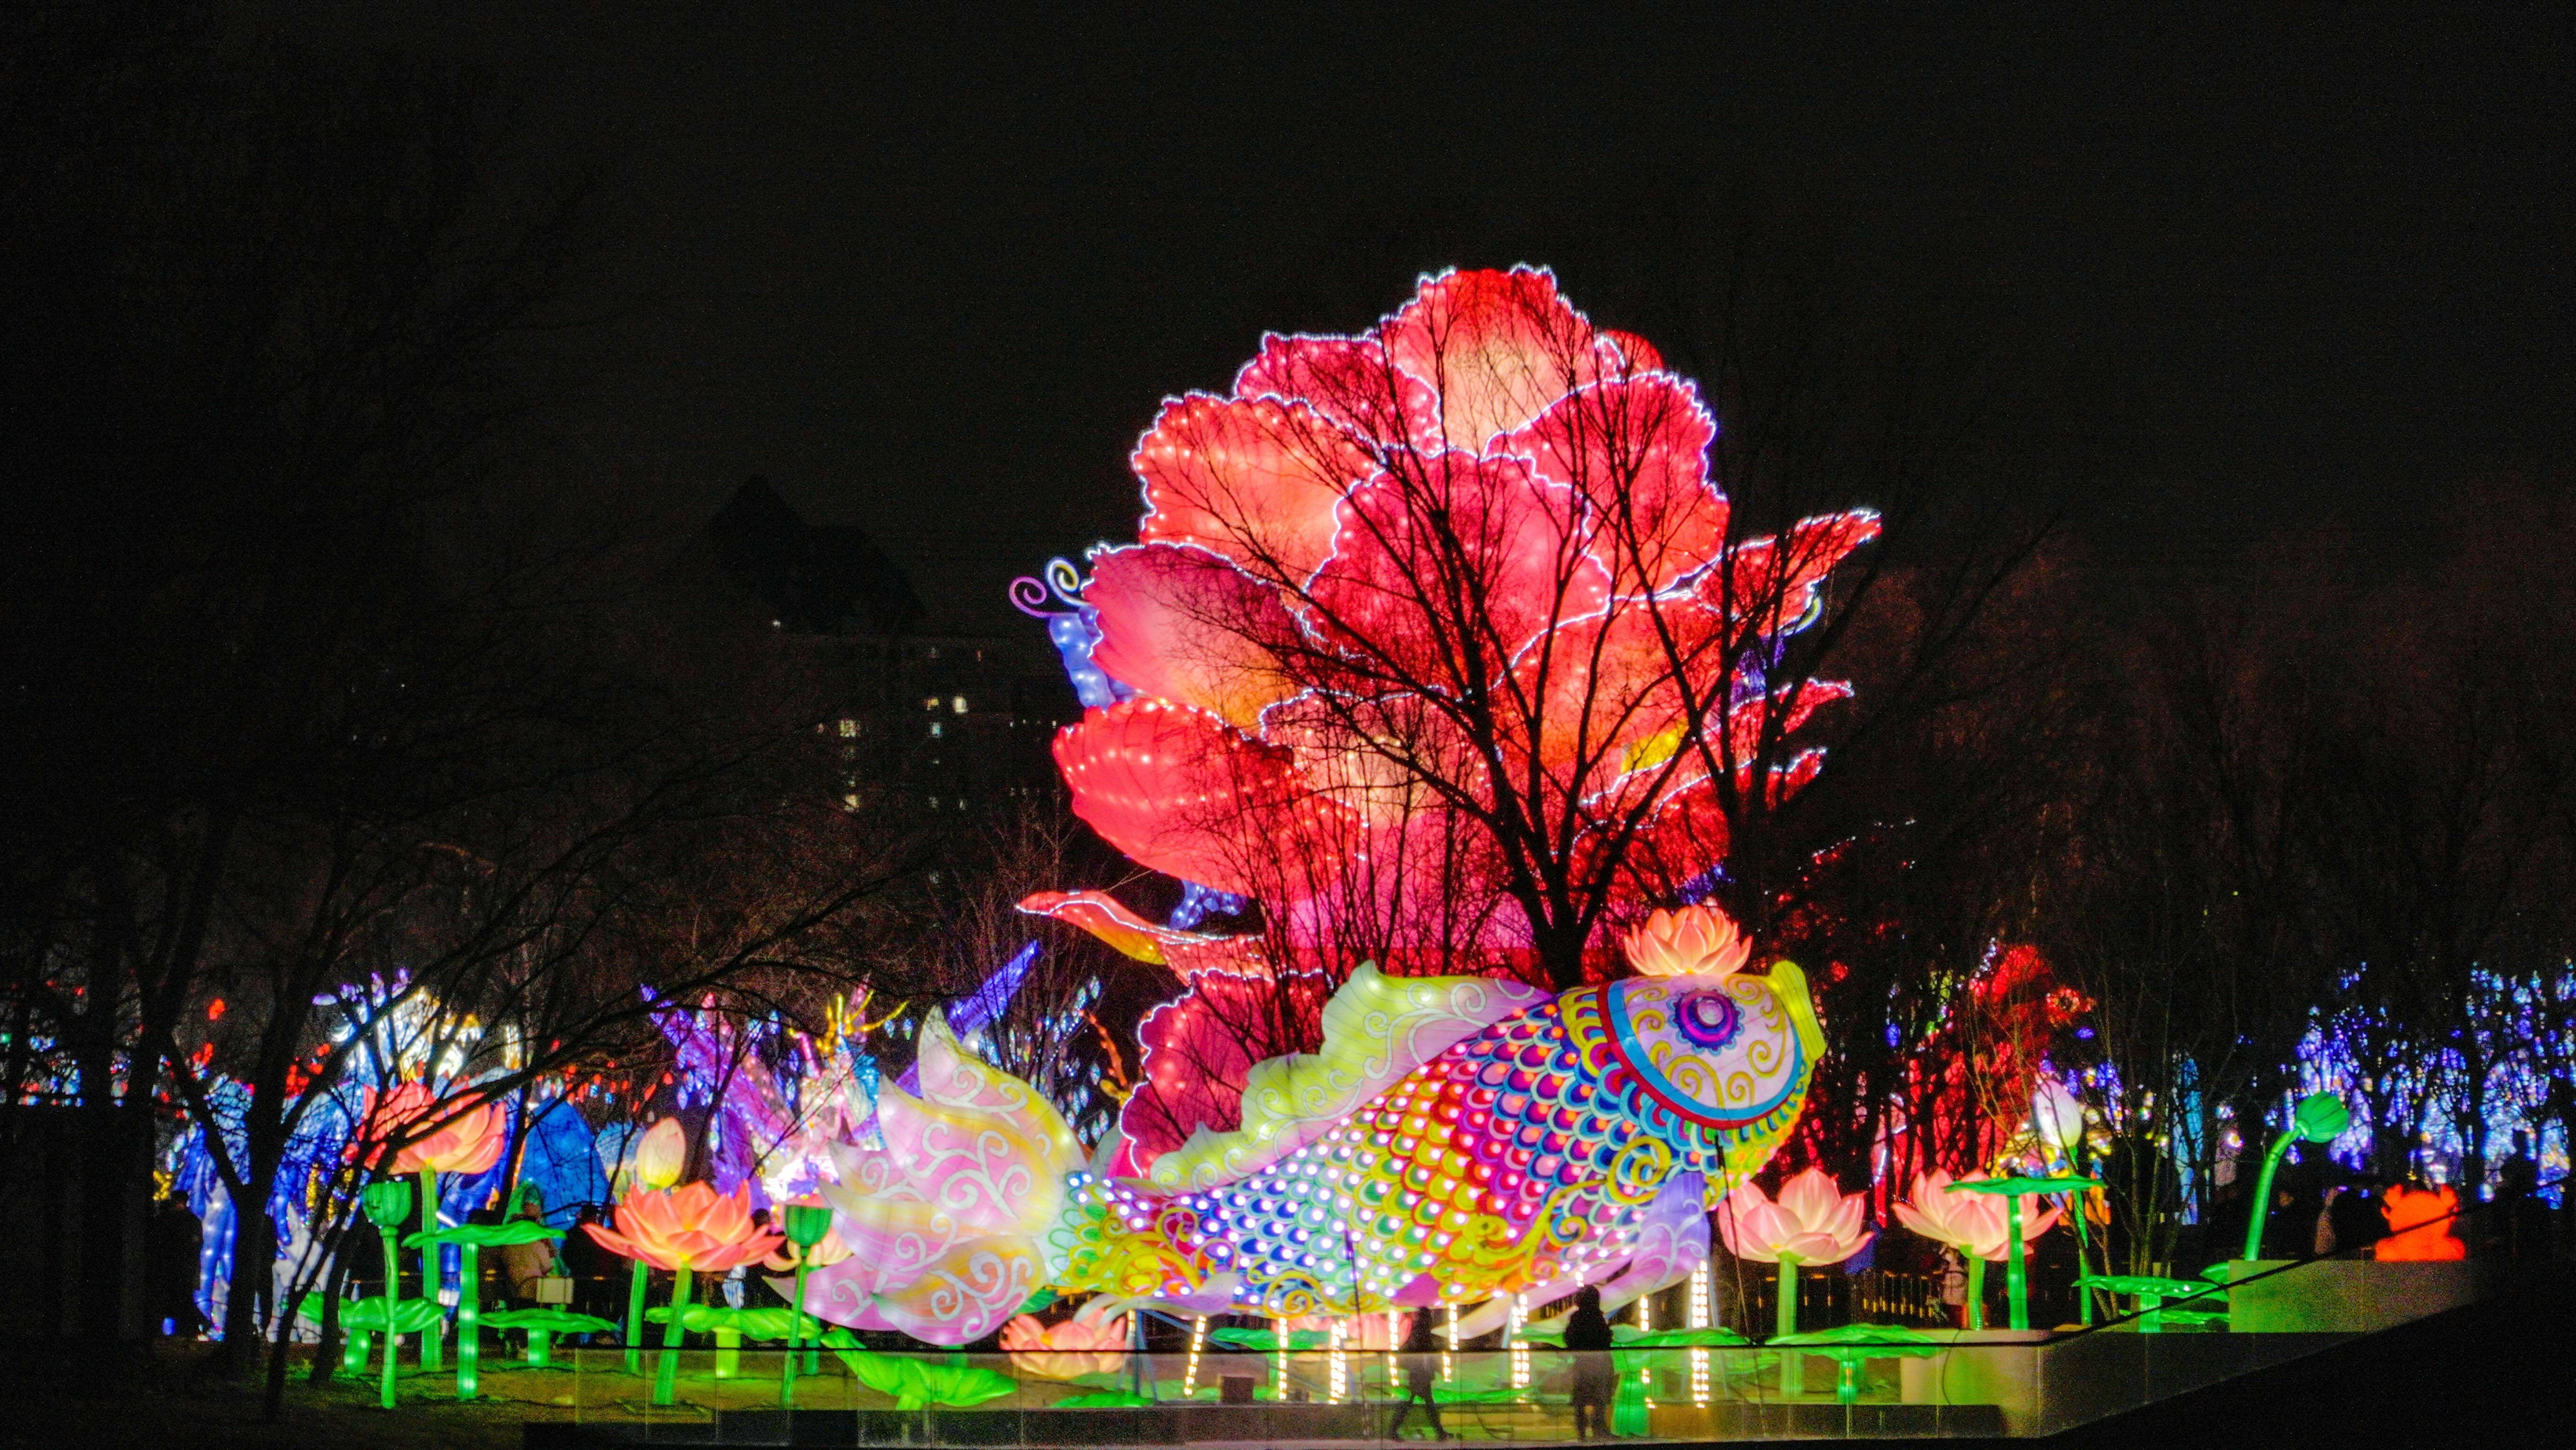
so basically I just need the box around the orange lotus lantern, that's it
[2376,1184,2466,1261]
[361,1081,505,1177]
[358,1082,505,1374]
[586,1181,785,1406]
[588,1180,783,1274]
[1625,904,1753,981]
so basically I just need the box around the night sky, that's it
[366,4,2567,634]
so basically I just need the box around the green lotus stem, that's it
[1777,1258,1800,1396]
[715,1325,741,1379]
[2071,1196,2095,1326]
[342,1327,368,1378]
[377,1223,404,1410]
[1965,1256,1986,1331]
[625,1260,650,1375]
[652,1264,693,1407]
[2242,1131,2298,1263]
[2139,1292,2163,1334]
[416,1169,443,1371]
[781,1260,811,1408]
[2005,1195,2029,1330]
[1836,1355,1860,1404]
[528,1328,552,1367]
[456,1242,481,1401]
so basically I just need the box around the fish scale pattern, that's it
[1058,992,1671,1315]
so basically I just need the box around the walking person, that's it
[1562,1285,1616,1440]
[1387,1309,1449,1441]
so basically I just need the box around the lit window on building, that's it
[951,695,968,714]
[837,718,858,738]
[923,697,940,710]
[929,721,943,738]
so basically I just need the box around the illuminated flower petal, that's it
[1382,267,1621,450]
[1505,373,1725,592]
[1053,698,1349,897]
[1233,332,1437,457]
[1136,393,1372,585]
[1306,452,1610,678]
[1086,544,1296,729]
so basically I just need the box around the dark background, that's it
[346,2,2568,633]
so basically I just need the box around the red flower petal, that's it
[1233,333,1436,457]
[1382,268,1621,451]
[1505,374,1725,592]
[1085,544,1296,729]
[1135,393,1370,585]
[1053,699,1347,896]
[1305,452,1609,686]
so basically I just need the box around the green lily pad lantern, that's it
[1950,1175,2101,1331]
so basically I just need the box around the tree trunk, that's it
[74,1010,137,1344]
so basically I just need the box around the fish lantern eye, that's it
[1674,991,1742,1050]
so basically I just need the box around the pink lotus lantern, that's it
[1891,1171,2064,1330]
[1625,904,1753,980]
[1001,1303,1132,1381]
[1716,1168,1872,1344]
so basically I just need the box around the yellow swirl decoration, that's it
[1608,1136,1673,1203]
[1267,1274,1323,1318]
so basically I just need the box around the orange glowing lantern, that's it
[2375,1184,2465,1261]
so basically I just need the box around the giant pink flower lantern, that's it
[1024,268,1877,1179]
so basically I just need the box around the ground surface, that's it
[4,1275,2569,1449]
[0,1341,568,1450]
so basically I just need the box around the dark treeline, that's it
[0,4,1075,1400]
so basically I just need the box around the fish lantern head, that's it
[1604,906,1828,1195]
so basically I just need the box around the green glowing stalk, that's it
[377,1223,403,1409]
[625,1260,650,1375]
[781,1259,812,1408]
[714,1325,740,1379]
[1776,1257,1800,1396]
[1965,1256,1986,1331]
[416,1169,442,1371]
[2245,1094,2352,1262]
[2004,1196,2029,1331]
[455,1242,481,1401]
[652,1264,694,1407]
[342,1327,368,1378]
[2071,1197,2095,1326]
[527,1328,552,1366]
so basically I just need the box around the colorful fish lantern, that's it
[783,905,1823,1345]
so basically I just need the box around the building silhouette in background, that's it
[677,477,1072,816]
